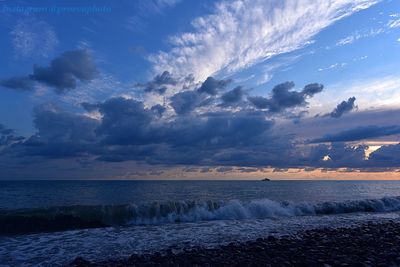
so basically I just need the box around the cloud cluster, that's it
[220,86,245,106]
[197,77,231,95]
[170,76,231,114]
[136,71,177,94]
[328,96,357,118]
[1,49,97,94]
[21,104,98,158]
[3,70,400,173]
[310,125,400,143]
[248,82,323,112]
[16,95,279,166]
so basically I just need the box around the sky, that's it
[0,0,400,180]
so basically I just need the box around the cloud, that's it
[0,76,34,90]
[388,18,400,28]
[169,76,230,114]
[150,0,378,81]
[136,71,177,94]
[279,108,400,144]
[197,76,231,95]
[1,50,97,94]
[299,142,368,168]
[369,143,400,166]
[237,167,261,173]
[0,124,24,149]
[31,50,97,93]
[302,83,325,96]
[328,97,357,118]
[310,125,400,143]
[151,104,167,116]
[248,82,323,112]
[21,94,282,166]
[8,99,400,170]
[319,76,400,112]
[318,62,347,72]
[20,103,99,158]
[4,73,400,172]
[11,18,58,58]
[215,166,234,173]
[170,90,205,114]
[335,28,384,46]
[91,97,155,146]
[220,86,245,105]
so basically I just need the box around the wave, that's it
[2,196,400,235]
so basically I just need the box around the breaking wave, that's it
[2,196,400,235]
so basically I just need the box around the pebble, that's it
[69,221,400,267]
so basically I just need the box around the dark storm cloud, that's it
[137,71,177,94]
[309,125,400,143]
[96,101,274,150]
[20,104,99,157]
[197,76,231,95]
[0,49,96,94]
[78,95,280,165]
[94,97,155,146]
[248,82,323,112]
[328,97,357,118]
[220,86,245,105]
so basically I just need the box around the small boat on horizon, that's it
[261,178,271,181]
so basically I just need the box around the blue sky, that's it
[0,0,400,179]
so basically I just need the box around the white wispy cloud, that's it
[308,75,400,115]
[11,18,58,58]
[336,28,384,46]
[388,18,400,28]
[335,13,400,47]
[318,62,347,72]
[150,0,378,82]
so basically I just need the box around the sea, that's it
[2,180,400,266]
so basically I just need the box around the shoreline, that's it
[70,220,400,267]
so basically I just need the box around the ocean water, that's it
[1,180,400,266]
